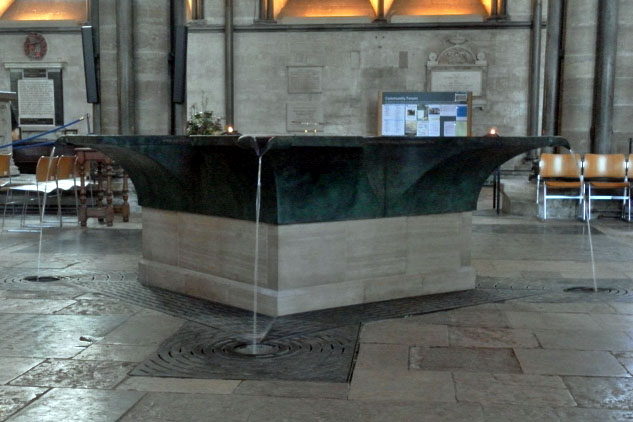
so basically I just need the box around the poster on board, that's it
[378,92,471,137]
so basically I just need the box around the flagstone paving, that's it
[1,211,633,421]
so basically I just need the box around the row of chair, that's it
[537,153,632,220]
[1,154,78,230]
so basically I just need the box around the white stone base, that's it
[139,208,475,316]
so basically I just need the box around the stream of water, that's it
[36,146,57,281]
[252,155,263,351]
[568,148,598,293]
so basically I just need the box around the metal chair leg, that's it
[57,190,63,228]
[20,191,29,228]
[588,185,592,220]
[543,185,547,220]
[1,191,7,232]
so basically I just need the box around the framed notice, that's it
[378,91,471,137]
[6,63,64,128]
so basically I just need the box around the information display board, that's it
[378,91,471,137]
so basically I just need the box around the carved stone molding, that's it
[426,36,488,108]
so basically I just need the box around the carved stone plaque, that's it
[430,70,482,97]
[426,37,488,107]
[17,79,55,125]
[287,102,324,132]
[288,67,322,93]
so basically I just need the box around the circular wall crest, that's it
[24,32,48,60]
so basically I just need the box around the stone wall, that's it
[188,0,633,156]
[560,0,633,153]
[188,5,536,141]
[0,30,91,134]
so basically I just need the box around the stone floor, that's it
[1,193,633,421]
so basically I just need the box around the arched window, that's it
[271,0,504,23]
[0,0,87,23]
[187,0,203,21]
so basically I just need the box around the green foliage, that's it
[186,111,224,135]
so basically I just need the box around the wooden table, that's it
[76,148,129,227]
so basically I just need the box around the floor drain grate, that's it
[564,286,625,294]
[22,276,62,282]
[131,323,358,382]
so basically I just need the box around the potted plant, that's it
[186,110,224,135]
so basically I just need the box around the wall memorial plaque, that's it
[426,36,488,107]
[17,79,55,126]
[430,70,483,97]
[288,66,322,93]
[286,102,324,132]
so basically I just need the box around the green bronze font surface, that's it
[57,135,569,224]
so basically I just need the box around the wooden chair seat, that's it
[587,181,629,189]
[543,180,583,189]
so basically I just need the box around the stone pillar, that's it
[0,91,19,175]
[528,0,542,136]
[172,0,187,135]
[560,0,598,152]
[258,0,266,21]
[88,0,101,134]
[267,0,274,20]
[225,0,234,129]
[116,0,135,135]
[134,0,170,135]
[376,0,386,21]
[97,0,118,134]
[527,0,542,164]
[542,0,564,138]
[591,0,618,153]
[99,0,170,135]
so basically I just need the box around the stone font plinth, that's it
[139,208,475,316]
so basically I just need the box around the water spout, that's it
[236,135,273,157]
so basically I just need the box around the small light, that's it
[489,128,497,136]
[227,126,234,134]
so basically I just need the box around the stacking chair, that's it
[55,155,79,225]
[7,156,60,229]
[584,153,629,220]
[536,153,584,220]
[1,154,13,230]
[0,153,10,187]
[629,155,633,221]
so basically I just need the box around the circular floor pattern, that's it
[131,322,357,382]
